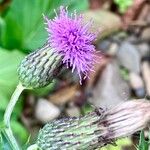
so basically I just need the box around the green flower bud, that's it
[18,43,62,88]
[37,110,111,150]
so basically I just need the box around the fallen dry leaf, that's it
[48,84,80,105]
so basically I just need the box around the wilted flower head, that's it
[36,100,150,149]
[44,6,96,83]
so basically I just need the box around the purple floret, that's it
[44,6,96,84]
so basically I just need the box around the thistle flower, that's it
[18,6,96,88]
[44,6,96,83]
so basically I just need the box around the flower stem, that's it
[4,83,25,127]
[2,128,20,150]
[3,82,25,150]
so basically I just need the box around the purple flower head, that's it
[44,6,96,84]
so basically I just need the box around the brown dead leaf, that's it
[123,0,146,27]
[48,84,80,105]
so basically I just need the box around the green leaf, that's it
[114,0,133,14]
[11,121,29,145]
[138,131,149,150]
[0,48,25,111]
[0,0,88,53]
[101,138,132,150]
[81,103,94,115]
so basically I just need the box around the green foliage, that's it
[101,138,132,150]
[0,48,28,144]
[81,103,94,115]
[0,122,28,149]
[0,48,25,110]
[0,0,88,53]
[11,121,29,145]
[114,0,133,14]
[0,131,13,150]
[137,131,149,150]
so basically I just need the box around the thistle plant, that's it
[2,6,96,150]
[2,6,150,150]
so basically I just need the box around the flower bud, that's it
[37,100,150,149]
[18,43,62,88]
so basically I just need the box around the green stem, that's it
[2,128,20,150]
[4,83,25,127]
[3,83,25,150]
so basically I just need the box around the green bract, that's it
[37,110,111,150]
[18,44,62,88]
